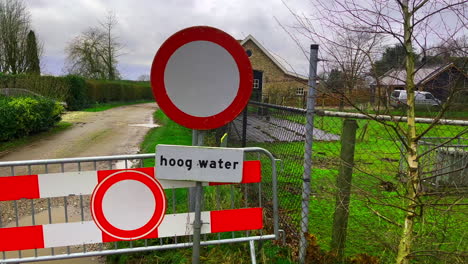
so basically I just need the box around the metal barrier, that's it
[0,148,281,263]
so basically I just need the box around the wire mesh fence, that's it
[229,102,308,244]
[229,100,468,263]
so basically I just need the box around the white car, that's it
[390,90,441,109]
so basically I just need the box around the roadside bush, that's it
[0,96,64,141]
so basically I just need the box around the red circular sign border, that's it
[151,26,253,130]
[90,170,166,240]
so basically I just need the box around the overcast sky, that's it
[29,0,312,80]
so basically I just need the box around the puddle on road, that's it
[128,123,160,128]
[128,115,159,128]
[3,206,102,264]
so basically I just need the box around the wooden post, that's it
[331,119,358,261]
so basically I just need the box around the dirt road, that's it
[0,103,158,263]
[0,103,158,163]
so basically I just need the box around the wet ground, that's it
[0,103,158,263]
[231,114,340,142]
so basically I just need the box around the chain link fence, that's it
[229,100,468,263]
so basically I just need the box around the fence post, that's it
[242,108,248,147]
[191,130,204,264]
[299,44,319,264]
[189,130,203,211]
[331,119,358,261]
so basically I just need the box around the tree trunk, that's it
[396,2,420,264]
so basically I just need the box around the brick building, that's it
[239,35,308,106]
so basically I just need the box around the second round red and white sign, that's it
[90,170,166,240]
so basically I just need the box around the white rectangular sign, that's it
[155,145,244,182]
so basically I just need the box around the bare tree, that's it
[99,12,120,80]
[65,12,123,80]
[285,1,467,263]
[326,29,381,110]
[0,0,40,74]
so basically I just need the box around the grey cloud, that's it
[28,0,310,79]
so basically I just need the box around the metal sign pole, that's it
[192,130,204,264]
[299,44,319,264]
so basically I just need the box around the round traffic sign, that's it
[151,26,253,130]
[90,170,166,240]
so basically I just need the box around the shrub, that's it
[0,96,63,141]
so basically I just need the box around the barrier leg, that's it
[249,240,257,264]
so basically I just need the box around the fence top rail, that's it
[250,101,306,114]
[318,110,468,126]
[249,101,468,126]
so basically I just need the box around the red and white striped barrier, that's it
[0,161,263,252]
[0,208,262,252]
[0,161,260,201]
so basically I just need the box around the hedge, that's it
[86,80,153,104]
[65,75,88,110]
[0,74,85,109]
[0,96,64,141]
[0,74,154,110]
[0,74,70,101]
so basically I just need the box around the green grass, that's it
[139,110,192,163]
[82,100,153,112]
[248,110,467,263]
[108,240,292,264]
[0,122,72,154]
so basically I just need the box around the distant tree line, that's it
[0,0,125,81]
[0,0,40,75]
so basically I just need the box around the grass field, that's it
[258,109,468,263]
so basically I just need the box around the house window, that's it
[296,87,305,96]
[253,79,260,89]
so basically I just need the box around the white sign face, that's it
[164,41,240,117]
[101,180,156,230]
[155,145,244,182]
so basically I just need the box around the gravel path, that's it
[0,103,158,263]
